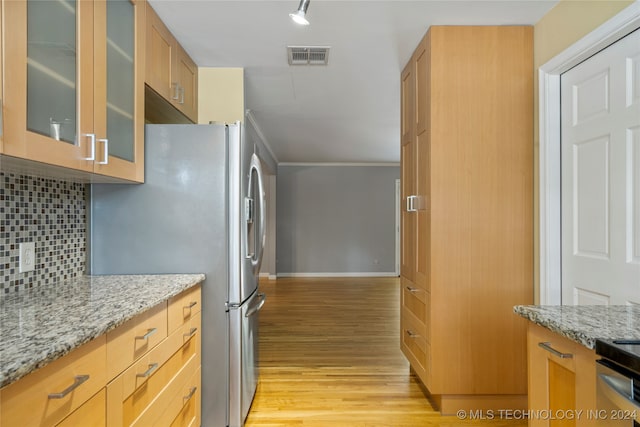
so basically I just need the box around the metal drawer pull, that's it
[185,301,198,309]
[183,327,198,338]
[538,342,573,359]
[405,286,419,293]
[183,386,197,404]
[406,330,418,338]
[48,375,90,399]
[135,328,158,341]
[137,363,159,378]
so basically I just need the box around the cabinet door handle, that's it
[97,138,109,165]
[84,133,96,161]
[184,301,198,310]
[179,86,185,105]
[405,286,419,293]
[171,82,180,100]
[183,386,197,403]
[538,342,573,359]
[136,363,159,378]
[48,375,90,399]
[183,327,198,338]
[135,327,158,341]
[405,329,418,338]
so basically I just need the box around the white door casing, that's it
[539,2,640,305]
[560,29,640,305]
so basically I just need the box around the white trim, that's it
[277,272,398,278]
[259,272,277,280]
[278,162,400,167]
[246,109,279,164]
[538,1,640,304]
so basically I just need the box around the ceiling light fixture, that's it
[289,0,310,26]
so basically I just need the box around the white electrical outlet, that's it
[19,242,35,273]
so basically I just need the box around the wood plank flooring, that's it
[245,277,528,426]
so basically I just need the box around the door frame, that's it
[395,179,401,276]
[538,2,640,304]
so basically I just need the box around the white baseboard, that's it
[276,272,399,278]
[259,273,277,280]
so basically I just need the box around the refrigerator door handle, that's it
[245,293,266,318]
[246,153,266,271]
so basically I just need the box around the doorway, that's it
[539,4,640,304]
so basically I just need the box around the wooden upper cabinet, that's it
[175,44,198,121]
[93,0,145,182]
[145,2,174,101]
[145,3,198,123]
[2,0,144,183]
[3,0,94,172]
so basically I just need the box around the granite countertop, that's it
[0,274,205,388]
[514,305,640,350]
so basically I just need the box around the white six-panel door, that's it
[561,28,640,305]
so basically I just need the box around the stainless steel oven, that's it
[596,340,640,427]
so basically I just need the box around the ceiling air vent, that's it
[287,46,330,66]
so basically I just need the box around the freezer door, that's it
[229,290,266,427]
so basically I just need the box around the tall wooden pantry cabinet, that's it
[400,26,533,414]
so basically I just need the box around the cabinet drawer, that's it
[130,351,199,427]
[401,311,429,375]
[107,313,200,426]
[57,389,106,427]
[167,367,202,427]
[401,285,429,328]
[106,303,168,380]
[119,312,201,401]
[0,336,107,427]
[168,285,201,333]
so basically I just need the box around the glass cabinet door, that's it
[27,0,77,145]
[3,0,92,172]
[106,0,135,162]
[93,0,143,182]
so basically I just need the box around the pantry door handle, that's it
[538,342,573,359]
[136,328,158,341]
[48,375,90,399]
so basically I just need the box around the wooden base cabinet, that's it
[527,324,598,427]
[0,285,202,427]
[399,26,533,413]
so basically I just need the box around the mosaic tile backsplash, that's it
[0,172,86,294]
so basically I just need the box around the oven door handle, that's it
[598,373,640,417]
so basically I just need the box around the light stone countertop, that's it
[514,305,640,350]
[0,274,205,388]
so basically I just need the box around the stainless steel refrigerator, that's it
[89,123,267,427]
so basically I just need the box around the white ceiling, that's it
[148,0,558,164]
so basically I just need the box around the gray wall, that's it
[277,165,399,276]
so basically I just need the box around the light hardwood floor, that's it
[245,277,528,427]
